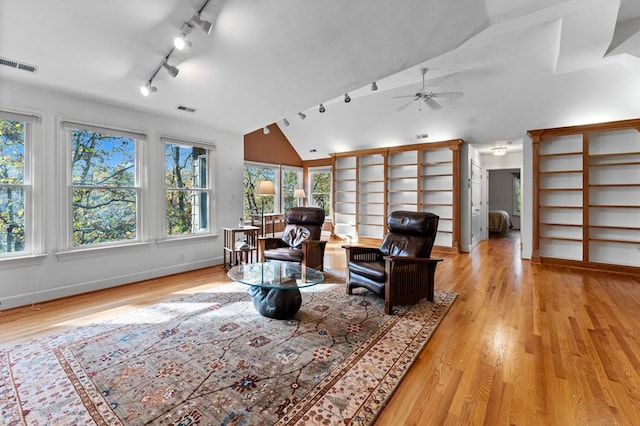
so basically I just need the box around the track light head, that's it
[344,94,351,103]
[371,82,378,91]
[297,112,306,120]
[282,118,290,127]
[140,82,157,96]
[173,35,192,50]
[263,126,270,135]
[319,104,326,113]
[161,60,179,78]
[192,13,213,34]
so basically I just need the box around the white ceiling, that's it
[2,0,640,159]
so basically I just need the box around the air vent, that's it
[176,105,197,113]
[0,56,38,73]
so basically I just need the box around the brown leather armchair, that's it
[258,207,327,271]
[343,211,442,314]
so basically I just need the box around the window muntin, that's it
[164,142,211,236]
[0,117,26,254]
[66,123,143,247]
[308,167,332,217]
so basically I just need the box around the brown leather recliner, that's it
[343,211,443,314]
[258,207,327,271]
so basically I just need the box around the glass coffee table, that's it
[227,261,324,319]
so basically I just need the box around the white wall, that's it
[0,81,245,310]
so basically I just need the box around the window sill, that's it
[155,233,219,247]
[55,241,153,261]
[0,253,48,269]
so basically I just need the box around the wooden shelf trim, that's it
[589,161,640,167]
[539,236,583,242]
[422,173,453,177]
[589,225,640,230]
[387,176,418,180]
[539,205,582,209]
[539,187,583,191]
[590,238,640,245]
[589,151,640,158]
[589,183,640,188]
[421,160,453,166]
[589,205,640,209]
[539,151,583,157]
[539,169,582,175]
[540,222,583,227]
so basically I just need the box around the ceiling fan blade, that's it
[396,100,415,112]
[392,95,418,99]
[424,97,442,110]
[431,91,463,98]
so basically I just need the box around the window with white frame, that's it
[163,138,213,236]
[308,166,332,217]
[282,166,303,211]
[243,163,279,218]
[0,111,37,256]
[63,121,145,248]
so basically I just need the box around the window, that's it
[0,112,34,256]
[308,167,332,217]
[282,167,303,211]
[164,138,213,236]
[244,164,279,218]
[63,121,145,248]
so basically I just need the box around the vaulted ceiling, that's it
[2,0,640,159]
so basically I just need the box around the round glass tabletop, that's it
[227,261,324,290]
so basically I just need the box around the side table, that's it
[223,226,260,270]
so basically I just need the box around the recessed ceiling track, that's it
[0,56,38,73]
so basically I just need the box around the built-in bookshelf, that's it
[529,119,640,273]
[332,139,462,252]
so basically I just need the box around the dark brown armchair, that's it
[343,211,442,314]
[258,207,327,271]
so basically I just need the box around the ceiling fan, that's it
[393,68,463,111]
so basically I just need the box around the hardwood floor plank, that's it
[3,231,640,425]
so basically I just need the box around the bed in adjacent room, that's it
[488,210,513,237]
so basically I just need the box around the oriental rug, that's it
[1,271,456,425]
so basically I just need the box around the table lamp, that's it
[294,189,306,207]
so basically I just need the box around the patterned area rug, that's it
[1,270,456,425]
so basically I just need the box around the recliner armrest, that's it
[343,245,383,262]
[382,256,443,264]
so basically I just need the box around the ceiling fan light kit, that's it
[393,67,463,112]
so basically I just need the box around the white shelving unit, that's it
[529,119,640,273]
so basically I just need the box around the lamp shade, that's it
[294,189,306,199]
[256,180,276,195]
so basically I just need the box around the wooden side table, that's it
[223,226,260,270]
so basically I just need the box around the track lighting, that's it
[161,60,179,78]
[140,82,157,96]
[263,126,270,135]
[192,13,213,34]
[297,112,306,120]
[173,35,192,50]
[344,94,351,103]
[319,104,326,113]
[282,118,290,127]
[371,82,378,91]
[139,1,213,95]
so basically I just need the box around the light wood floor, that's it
[2,233,640,425]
